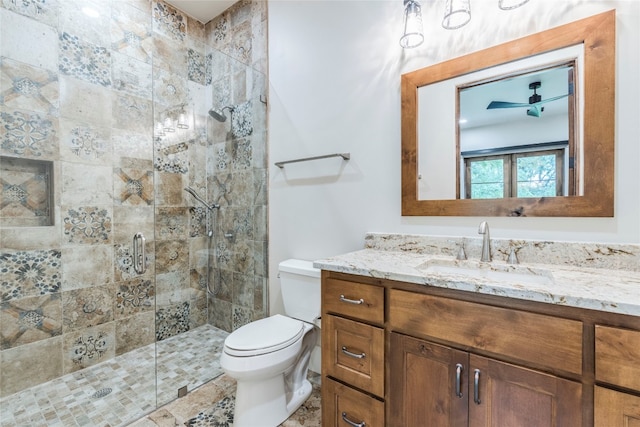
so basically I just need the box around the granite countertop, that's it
[314,248,640,317]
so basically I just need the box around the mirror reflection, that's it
[459,63,576,199]
[417,44,584,202]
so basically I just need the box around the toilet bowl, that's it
[219,259,321,427]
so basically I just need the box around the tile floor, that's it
[128,373,322,427]
[0,325,228,427]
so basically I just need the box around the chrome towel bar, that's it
[274,152,350,168]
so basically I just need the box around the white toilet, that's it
[220,259,321,427]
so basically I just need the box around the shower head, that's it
[208,105,235,122]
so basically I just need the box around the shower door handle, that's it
[133,232,146,274]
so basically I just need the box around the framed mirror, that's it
[401,10,615,217]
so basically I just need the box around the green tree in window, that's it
[517,155,556,197]
[471,159,504,199]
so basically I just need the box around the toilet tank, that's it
[279,259,321,323]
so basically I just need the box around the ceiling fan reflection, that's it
[486,81,572,118]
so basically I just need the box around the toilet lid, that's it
[224,314,304,357]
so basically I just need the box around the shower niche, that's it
[0,156,54,227]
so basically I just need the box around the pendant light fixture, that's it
[498,0,530,10]
[400,0,424,49]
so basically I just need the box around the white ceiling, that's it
[164,0,238,23]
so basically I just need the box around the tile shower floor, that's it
[0,324,228,427]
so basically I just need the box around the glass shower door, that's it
[0,1,158,425]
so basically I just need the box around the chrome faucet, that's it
[478,221,491,262]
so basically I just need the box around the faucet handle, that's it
[448,239,467,260]
[507,247,519,265]
[456,243,467,260]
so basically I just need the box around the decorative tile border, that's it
[116,278,154,318]
[0,249,61,302]
[189,207,207,237]
[59,32,111,87]
[231,304,252,331]
[62,323,115,373]
[231,100,252,138]
[62,206,112,244]
[185,394,235,427]
[0,294,62,350]
[187,48,207,85]
[1,0,59,26]
[156,301,190,341]
[111,2,153,64]
[0,57,59,115]
[152,1,186,42]
[155,207,188,240]
[232,138,252,170]
[61,285,113,332]
[205,53,213,85]
[114,167,154,206]
[63,123,110,161]
[154,139,189,174]
[0,108,59,159]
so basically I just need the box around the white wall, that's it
[268,0,640,314]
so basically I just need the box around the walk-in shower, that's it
[208,105,235,122]
[0,0,267,424]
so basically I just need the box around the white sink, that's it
[417,259,554,286]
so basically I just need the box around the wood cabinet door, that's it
[323,314,385,397]
[322,378,385,427]
[468,355,582,427]
[389,333,469,427]
[595,386,640,426]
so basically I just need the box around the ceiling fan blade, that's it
[486,101,531,109]
[537,93,569,105]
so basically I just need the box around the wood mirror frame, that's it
[401,10,615,217]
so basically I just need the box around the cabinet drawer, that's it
[323,314,385,397]
[323,278,384,324]
[595,385,640,425]
[596,325,640,391]
[389,289,583,375]
[322,377,385,427]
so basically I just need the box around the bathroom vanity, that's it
[317,234,640,427]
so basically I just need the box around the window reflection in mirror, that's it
[459,63,576,199]
[417,44,583,201]
[464,147,565,199]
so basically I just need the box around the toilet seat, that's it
[224,314,305,357]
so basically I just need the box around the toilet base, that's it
[233,375,312,427]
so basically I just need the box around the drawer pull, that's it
[340,294,365,305]
[342,346,366,359]
[455,363,463,398]
[473,369,481,405]
[341,412,366,427]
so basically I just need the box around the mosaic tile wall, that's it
[0,0,268,408]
